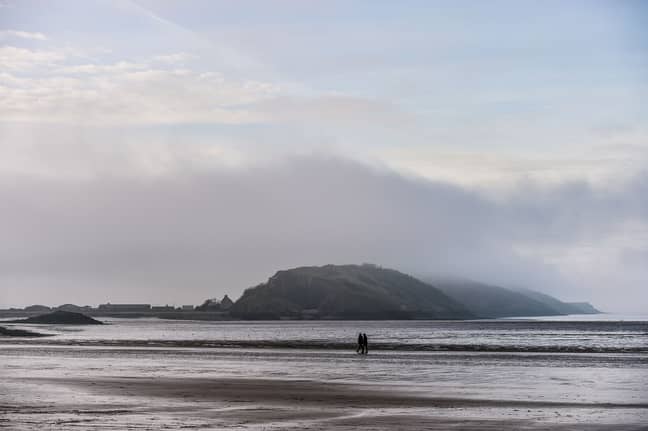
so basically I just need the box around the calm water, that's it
[3,316,648,352]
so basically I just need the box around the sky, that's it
[1,0,647,311]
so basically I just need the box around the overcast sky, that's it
[1,1,647,311]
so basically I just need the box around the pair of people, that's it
[356,332,368,355]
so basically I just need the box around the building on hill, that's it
[196,299,220,311]
[151,305,175,312]
[98,303,151,312]
[196,294,233,312]
[220,295,233,310]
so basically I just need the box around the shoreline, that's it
[1,336,646,354]
[0,310,608,321]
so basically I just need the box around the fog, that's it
[1,156,646,312]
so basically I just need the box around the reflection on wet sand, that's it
[4,376,648,430]
[2,319,647,429]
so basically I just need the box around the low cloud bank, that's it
[1,156,646,312]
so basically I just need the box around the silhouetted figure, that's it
[357,332,364,354]
[362,333,368,355]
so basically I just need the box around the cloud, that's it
[152,53,195,64]
[257,95,417,128]
[0,47,416,131]
[0,46,65,70]
[0,59,279,125]
[378,144,648,187]
[0,124,249,179]
[57,61,148,74]
[0,156,646,311]
[0,30,47,41]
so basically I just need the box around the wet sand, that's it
[3,318,647,429]
[3,336,647,353]
[4,376,647,430]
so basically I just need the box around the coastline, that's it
[1,336,647,353]
[0,310,605,321]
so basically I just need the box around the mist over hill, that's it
[229,264,600,320]
[230,264,473,320]
[514,289,601,316]
[428,276,600,318]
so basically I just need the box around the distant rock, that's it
[0,326,50,337]
[24,304,51,312]
[7,310,104,325]
[230,264,473,320]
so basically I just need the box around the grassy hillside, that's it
[231,264,474,320]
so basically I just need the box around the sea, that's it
[1,315,647,429]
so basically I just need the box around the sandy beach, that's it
[3,375,647,430]
[2,319,647,430]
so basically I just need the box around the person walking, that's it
[362,333,368,355]
[356,332,364,354]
